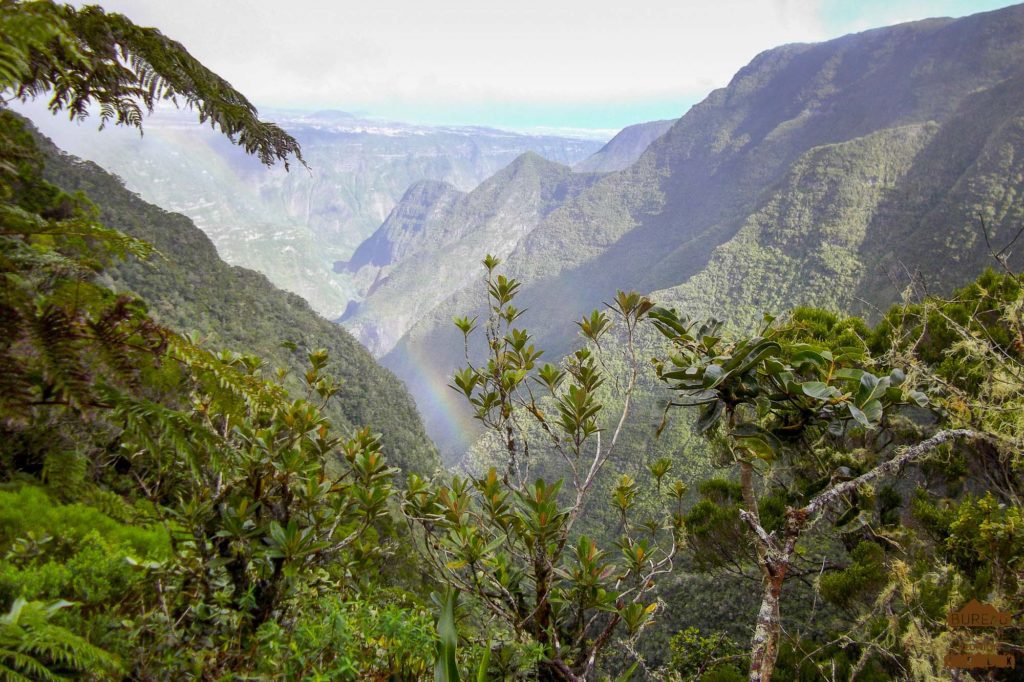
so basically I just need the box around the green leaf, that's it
[861,399,883,423]
[695,400,724,433]
[792,348,828,370]
[801,381,838,400]
[732,340,781,375]
[476,643,491,682]
[702,364,725,388]
[847,403,872,428]
[434,589,460,682]
[731,422,781,461]
[614,663,639,682]
[834,368,865,382]
[856,372,881,405]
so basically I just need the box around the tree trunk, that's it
[749,570,786,682]
[534,548,553,646]
[738,430,984,682]
[539,659,581,682]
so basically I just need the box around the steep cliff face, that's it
[341,180,467,274]
[369,5,1024,455]
[573,119,675,173]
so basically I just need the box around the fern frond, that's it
[86,296,138,379]
[0,600,120,681]
[20,626,116,674]
[30,303,90,406]
[79,486,135,523]
[0,653,53,682]
[40,449,86,495]
[0,205,155,262]
[99,384,222,475]
[2,1,303,168]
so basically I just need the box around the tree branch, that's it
[802,429,987,522]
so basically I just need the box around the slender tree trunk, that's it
[578,613,622,680]
[534,548,553,645]
[749,568,787,682]
[535,544,565,680]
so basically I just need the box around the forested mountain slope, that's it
[375,4,1024,455]
[342,152,601,355]
[24,107,604,317]
[30,122,440,476]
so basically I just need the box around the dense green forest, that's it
[0,1,1022,681]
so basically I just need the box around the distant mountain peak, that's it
[341,179,466,274]
[574,119,676,173]
[509,149,556,167]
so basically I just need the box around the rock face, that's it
[573,119,676,173]
[362,5,1024,456]
[22,107,605,318]
[342,180,466,274]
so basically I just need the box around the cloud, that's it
[74,0,1012,127]
[88,0,828,106]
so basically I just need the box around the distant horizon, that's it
[255,105,627,140]
[273,98,690,139]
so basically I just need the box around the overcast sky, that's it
[85,0,1015,132]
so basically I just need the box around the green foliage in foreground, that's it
[0,598,121,680]
[0,4,437,677]
[646,280,1024,681]
[0,101,418,675]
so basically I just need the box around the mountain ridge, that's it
[573,119,676,173]
[370,4,1024,455]
[343,151,601,355]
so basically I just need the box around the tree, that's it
[403,256,682,681]
[111,342,398,676]
[648,306,985,682]
[0,0,301,443]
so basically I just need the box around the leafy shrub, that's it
[254,591,436,680]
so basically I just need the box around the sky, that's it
[82,0,1018,134]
